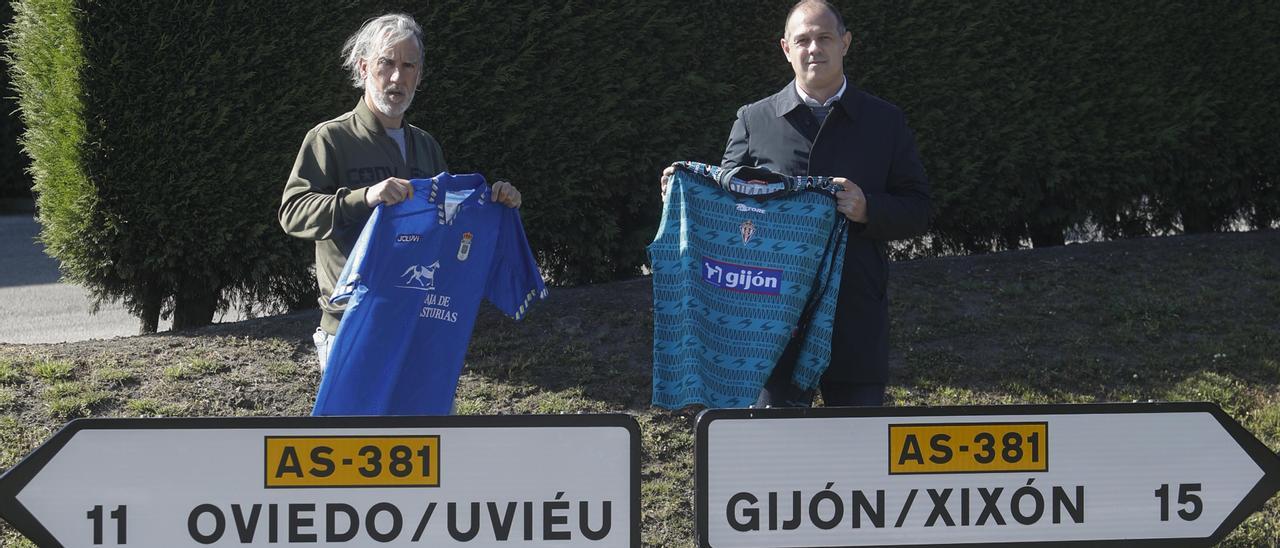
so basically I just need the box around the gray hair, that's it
[341,13,425,89]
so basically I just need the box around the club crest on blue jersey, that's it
[457,232,473,261]
[398,261,440,291]
[701,256,782,295]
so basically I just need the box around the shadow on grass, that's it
[464,231,1280,421]
[463,277,656,411]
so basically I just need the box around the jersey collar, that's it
[420,173,491,225]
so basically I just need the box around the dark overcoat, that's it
[722,81,931,383]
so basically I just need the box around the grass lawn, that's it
[1,230,1277,546]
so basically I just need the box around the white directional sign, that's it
[0,415,640,547]
[696,402,1280,547]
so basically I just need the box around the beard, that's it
[367,81,415,120]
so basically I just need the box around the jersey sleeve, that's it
[329,205,385,306]
[485,207,548,320]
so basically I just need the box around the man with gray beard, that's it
[280,13,522,372]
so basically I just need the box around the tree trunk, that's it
[1027,221,1065,248]
[1179,206,1218,234]
[138,281,162,335]
[999,224,1025,251]
[172,276,219,331]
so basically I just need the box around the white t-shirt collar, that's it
[796,77,848,108]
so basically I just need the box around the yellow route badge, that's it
[889,422,1048,474]
[265,436,441,488]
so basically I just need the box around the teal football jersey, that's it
[648,162,847,408]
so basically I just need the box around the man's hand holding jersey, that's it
[833,177,867,223]
[490,180,522,208]
[365,177,415,208]
[658,164,677,201]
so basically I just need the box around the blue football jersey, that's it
[648,162,847,409]
[313,172,548,416]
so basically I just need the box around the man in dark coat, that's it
[661,0,931,406]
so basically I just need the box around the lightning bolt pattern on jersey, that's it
[648,161,847,409]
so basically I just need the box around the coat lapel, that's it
[771,82,819,143]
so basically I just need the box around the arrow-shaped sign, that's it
[0,415,641,547]
[696,402,1280,547]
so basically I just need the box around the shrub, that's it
[7,0,357,330]
[0,0,31,203]
[7,0,1278,331]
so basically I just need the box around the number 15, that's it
[1154,483,1203,521]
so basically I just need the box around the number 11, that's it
[87,505,126,544]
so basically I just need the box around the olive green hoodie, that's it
[280,99,448,334]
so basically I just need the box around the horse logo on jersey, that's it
[458,232,473,261]
[740,220,756,244]
[399,261,441,291]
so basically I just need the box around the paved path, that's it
[0,215,244,344]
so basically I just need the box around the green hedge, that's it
[853,0,1279,250]
[6,0,371,330]
[0,0,30,202]
[8,1,1279,331]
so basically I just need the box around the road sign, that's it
[0,415,640,547]
[696,402,1280,547]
